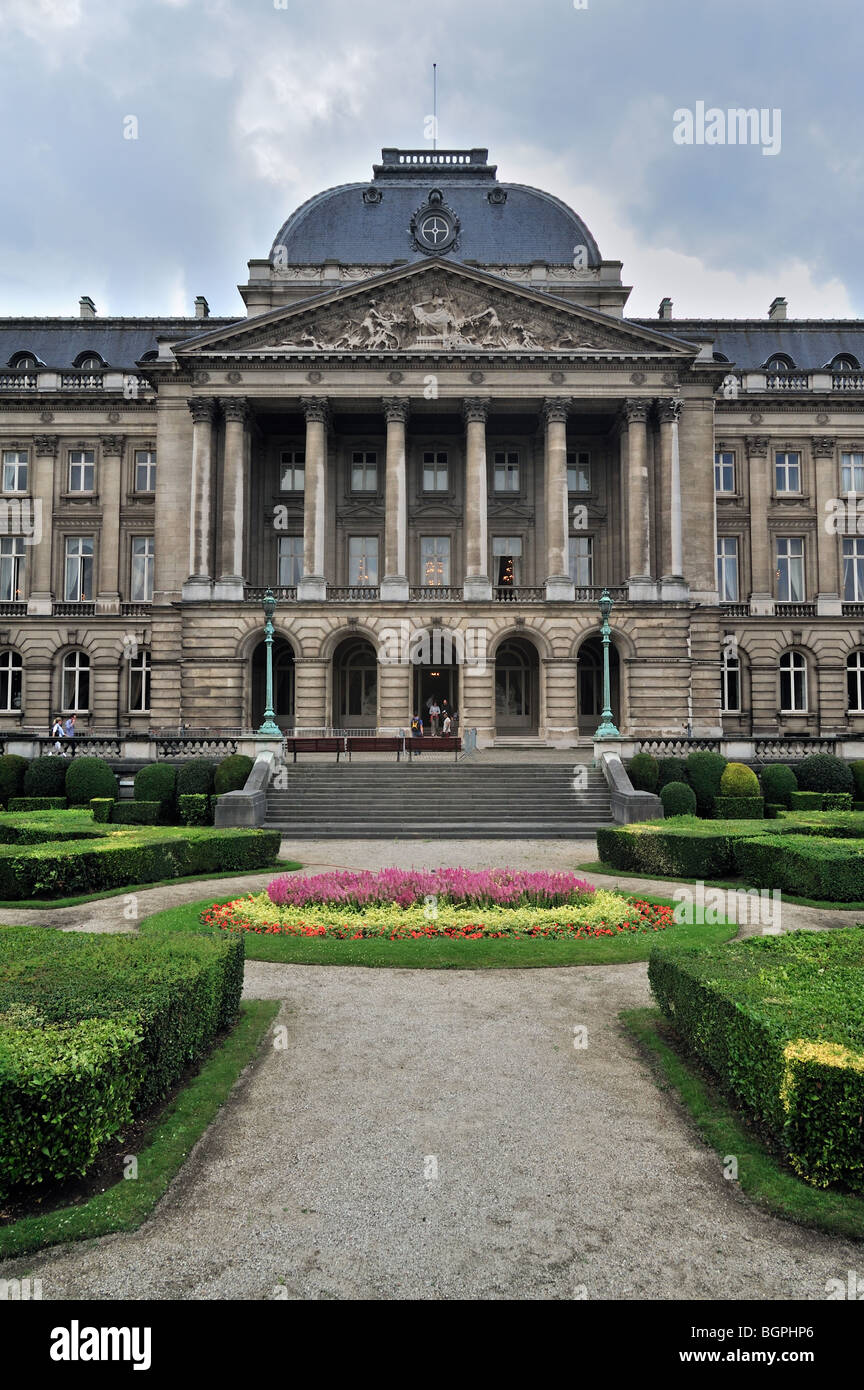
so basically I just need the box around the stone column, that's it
[746,435,773,614]
[543,398,575,601]
[623,399,653,597]
[381,397,409,600]
[215,398,249,601]
[298,398,328,600]
[658,399,688,599]
[184,397,216,598]
[28,434,57,615]
[813,437,842,615]
[462,398,491,601]
[96,434,123,614]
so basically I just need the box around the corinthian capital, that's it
[382,397,410,425]
[542,397,571,425]
[623,398,650,425]
[101,435,125,456]
[33,435,59,456]
[187,397,217,424]
[745,435,769,457]
[222,397,250,424]
[812,436,836,458]
[658,398,684,424]
[300,397,329,425]
[462,396,490,425]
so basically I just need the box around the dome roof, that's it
[269,148,601,269]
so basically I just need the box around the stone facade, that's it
[2,148,864,747]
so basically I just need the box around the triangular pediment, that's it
[172,260,697,360]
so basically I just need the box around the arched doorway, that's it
[578,635,620,735]
[495,637,539,735]
[411,627,460,730]
[251,637,295,730]
[333,636,378,730]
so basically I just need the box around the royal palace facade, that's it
[2,146,864,749]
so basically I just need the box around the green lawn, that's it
[622,1007,864,1239]
[577,860,864,912]
[0,999,279,1259]
[140,894,737,967]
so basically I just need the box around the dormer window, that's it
[9,353,38,370]
[74,352,104,371]
[831,355,860,372]
[765,355,795,372]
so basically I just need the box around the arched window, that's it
[831,354,860,372]
[73,352,104,371]
[128,649,151,713]
[765,354,795,372]
[8,352,38,370]
[722,649,741,713]
[779,651,807,713]
[847,651,864,713]
[0,650,22,712]
[62,650,90,712]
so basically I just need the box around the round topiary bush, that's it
[850,760,864,802]
[0,753,29,806]
[134,762,177,819]
[23,756,69,798]
[660,781,697,817]
[214,753,255,795]
[795,753,854,794]
[685,750,727,817]
[65,756,118,805]
[760,763,798,808]
[177,759,216,798]
[657,757,689,790]
[628,753,659,793]
[719,761,760,797]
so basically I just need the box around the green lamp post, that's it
[257,587,282,737]
[594,588,621,740]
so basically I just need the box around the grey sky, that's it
[2,0,860,319]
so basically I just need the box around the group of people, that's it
[50,713,77,753]
[410,698,458,738]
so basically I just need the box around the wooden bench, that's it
[405,735,462,762]
[345,735,404,761]
[285,736,348,763]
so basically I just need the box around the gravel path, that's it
[5,959,858,1300]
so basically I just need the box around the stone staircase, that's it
[264,763,613,838]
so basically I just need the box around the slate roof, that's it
[628,320,864,370]
[0,319,236,371]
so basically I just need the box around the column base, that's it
[182,577,213,601]
[212,578,245,602]
[627,577,658,602]
[749,593,775,616]
[297,576,327,601]
[463,575,493,601]
[816,592,843,616]
[27,594,53,616]
[380,576,409,602]
[95,595,121,615]
[659,576,690,602]
[545,576,575,602]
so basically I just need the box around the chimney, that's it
[79,296,96,320]
[768,296,787,321]
[194,296,210,320]
[658,297,673,321]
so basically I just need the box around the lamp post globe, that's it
[257,587,282,737]
[594,588,621,741]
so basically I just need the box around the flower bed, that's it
[265,866,595,910]
[202,890,673,940]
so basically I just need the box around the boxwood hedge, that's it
[0,754,28,807]
[66,757,117,805]
[23,757,69,799]
[733,834,864,902]
[596,818,769,878]
[7,797,67,812]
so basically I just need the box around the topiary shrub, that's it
[660,781,697,817]
[65,756,117,806]
[0,754,28,808]
[23,756,69,799]
[111,801,162,825]
[720,761,760,797]
[134,763,177,820]
[90,798,115,823]
[657,757,689,790]
[628,753,659,793]
[760,763,797,808]
[796,754,854,794]
[214,754,254,796]
[176,759,216,798]
[714,796,764,819]
[850,761,864,803]
[685,751,727,817]
[178,793,212,826]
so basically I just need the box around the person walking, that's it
[51,715,65,755]
[442,711,452,736]
[63,713,77,747]
[429,698,441,736]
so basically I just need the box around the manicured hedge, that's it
[214,755,254,795]
[134,763,176,818]
[648,929,864,1189]
[7,797,67,812]
[660,781,696,816]
[628,753,659,793]
[733,834,864,902]
[789,791,853,811]
[714,796,764,819]
[178,793,211,826]
[0,754,28,807]
[720,762,760,797]
[685,751,727,817]
[66,757,117,805]
[0,826,281,900]
[0,926,244,1194]
[776,810,864,838]
[90,798,114,822]
[23,757,68,799]
[760,763,797,808]
[177,760,216,798]
[112,801,162,825]
[795,754,854,794]
[657,757,689,790]
[0,809,108,846]
[851,760,864,802]
[596,819,769,879]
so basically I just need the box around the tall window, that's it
[0,537,25,601]
[280,450,305,491]
[64,536,94,600]
[716,537,739,601]
[0,650,22,711]
[131,536,154,602]
[68,449,95,492]
[779,651,807,712]
[348,536,378,585]
[128,649,151,712]
[2,451,28,492]
[351,451,377,491]
[714,451,735,493]
[493,450,520,492]
[721,650,741,713]
[776,537,805,601]
[492,536,523,586]
[420,536,450,586]
[278,536,303,586]
[567,451,591,492]
[134,449,157,493]
[841,451,864,494]
[843,538,864,602]
[568,535,593,586]
[422,450,448,491]
[847,652,864,713]
[775,451,801,493]
[62,651,90,711]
